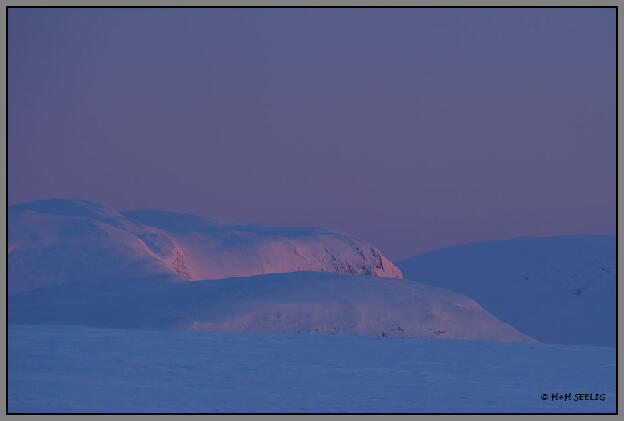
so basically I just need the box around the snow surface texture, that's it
[8,199,401,295]
[8,325,615,413]
[397,235,616,347]
[8,271,533,342]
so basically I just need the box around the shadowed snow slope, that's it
[8,199,401,294]
[397,235,615,347]
[8,272,534,342]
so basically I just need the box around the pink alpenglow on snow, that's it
[8,199,402,294]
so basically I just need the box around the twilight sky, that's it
[8,8,616,260]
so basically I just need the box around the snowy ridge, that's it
[8,199,402,294]
[8,271,534,342]
[123,209,402,282]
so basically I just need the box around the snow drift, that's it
[397,235,616,346]
[8,271,534,342]
[8,199,401,294]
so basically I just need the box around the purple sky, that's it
[8,8,616,260]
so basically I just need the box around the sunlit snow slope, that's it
[397,236,616,346]
[8,199,401,294]
[8,272,533,342]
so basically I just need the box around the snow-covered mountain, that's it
[397,235,616,347]
[9,271,534,342]
[122,208,402,282]
[8,199,401,294]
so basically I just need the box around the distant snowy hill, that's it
[8,271,533,342]
[397,236,616,346]
[8,199,401,294]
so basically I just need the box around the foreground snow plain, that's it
[8,325,615,413]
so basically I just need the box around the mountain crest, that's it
[9,199,402,294]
